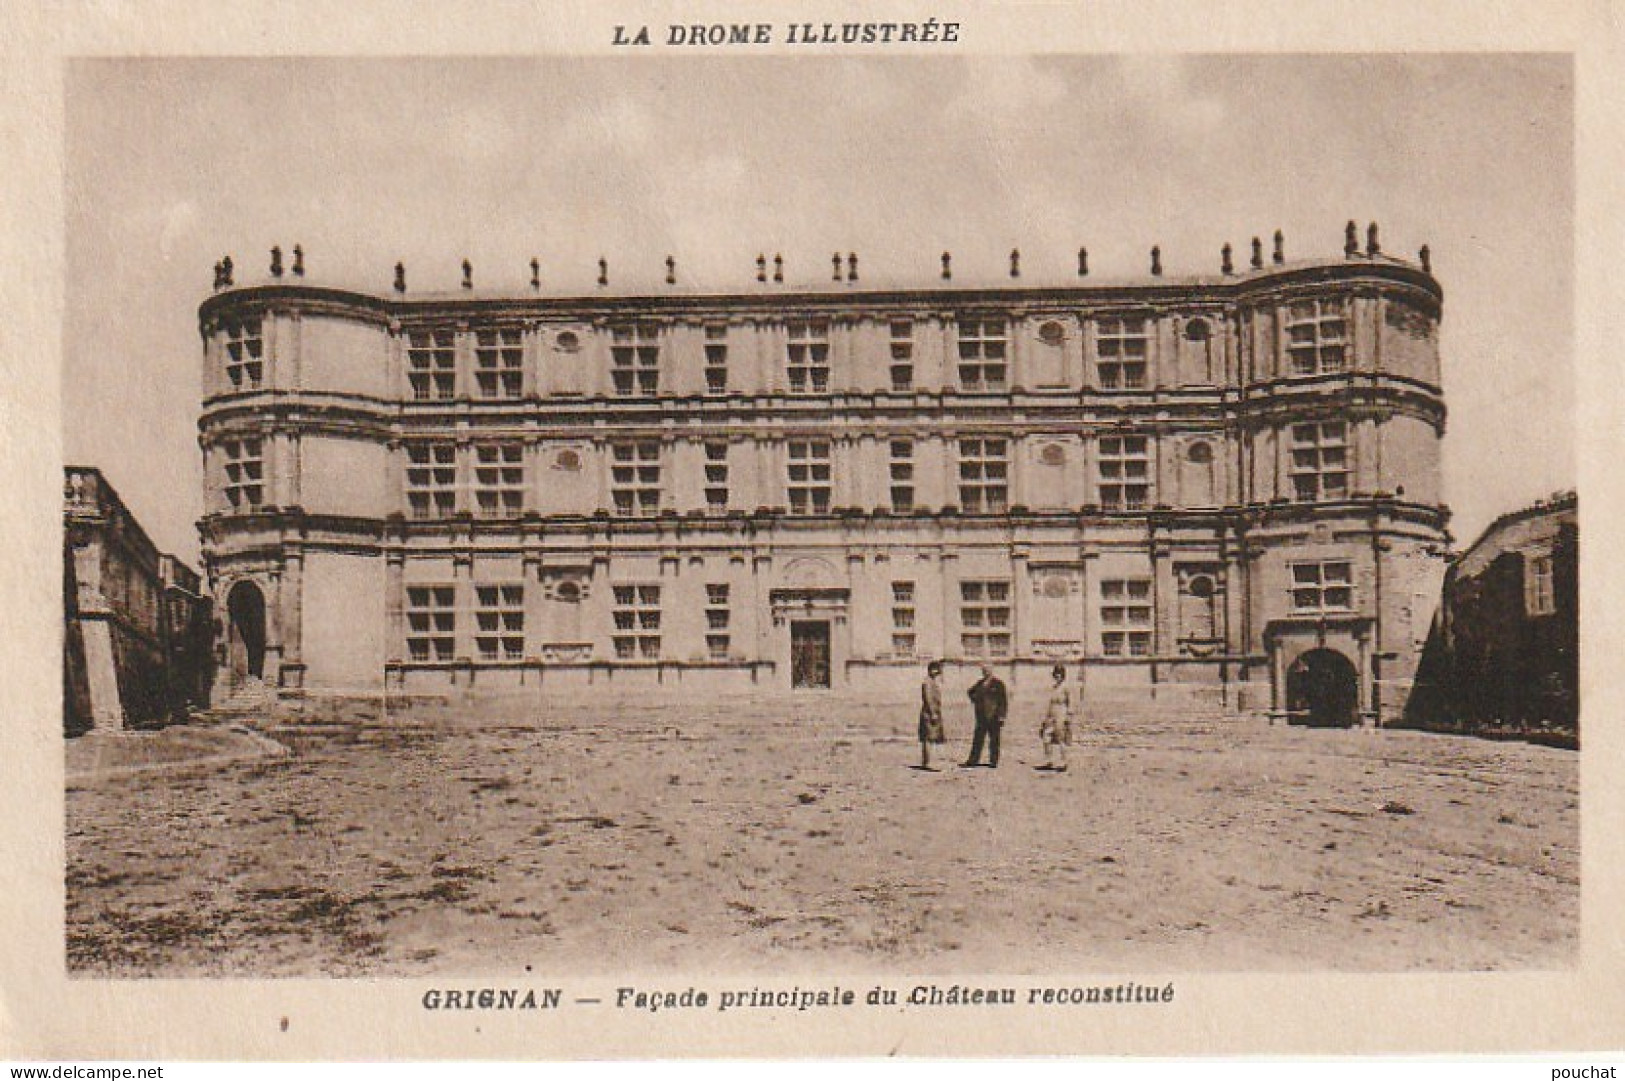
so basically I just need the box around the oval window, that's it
[1042,575,1071,599]
[555,330,581,352]
[1039,443,1067,467]
[1038,320,1066,346]
[1187,441,1213,464]
[1184,318,1211,342]
[1187,575,1215,599]
[556,581,581,603]
[555,449,582,472]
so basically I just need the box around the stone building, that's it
[64,466,212,733]
[197,226,1449,724]
[1404,492,1577,742]
[159,553,215,719]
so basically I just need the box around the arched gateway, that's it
[1286,648,1359,727]
[225,580,267,684]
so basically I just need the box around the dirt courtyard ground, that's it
[64,696,1578,976]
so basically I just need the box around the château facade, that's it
[198,228,1450,724]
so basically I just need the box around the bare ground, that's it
[64,697,1578,976]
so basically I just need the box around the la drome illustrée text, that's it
[612,21,962,47]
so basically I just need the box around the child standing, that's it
[1038,664,1074,772]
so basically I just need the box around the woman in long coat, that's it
[918,661,946,770]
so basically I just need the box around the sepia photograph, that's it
[56,50,1581,984]
[6,2,1620,1059]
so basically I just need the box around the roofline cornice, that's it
[198,259,1443,326]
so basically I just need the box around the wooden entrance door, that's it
[790,621,832,689]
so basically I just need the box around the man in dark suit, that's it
[962,664,1009,768]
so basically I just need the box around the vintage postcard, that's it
[3,0,1623,1062]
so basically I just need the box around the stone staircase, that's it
[198,678,277,722]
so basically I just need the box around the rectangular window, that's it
[405,443,457,519]
[407,328,457,401]
[1286,299,1347,375]
[889,439,915,512]
[221,438,264,510]
[223,318,263,391]
[889,320,914,391]
[473,443,524,518]
[474,327,524,399]
[405,585,456,662]
[611,584,662,660]
[786,320,830,394]
[1289,421,1349,502]
[611,441,662,517]
[1100,578,1153,656]
[1097,317,1148,389]
[1527,553,1556,616]
[610,323,660,395]
[1290,561,1354,613]
[1098,435,1151,510]
[960,580,1012,657]
[958,438,1009,513]
[957,317,1008,391]
[891,581,917,657]
[705,583,731,660]
[787,440,832,515]
[704,441,730,514]
[474,584,525,662]
[704,324,729,395]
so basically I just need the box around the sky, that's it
[63,54,1573,565]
